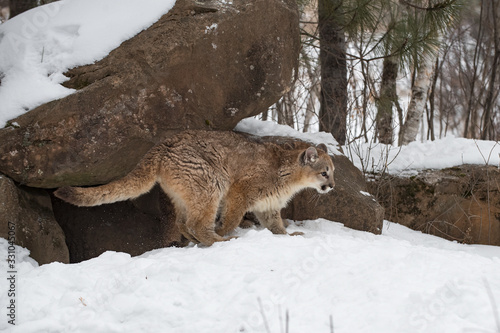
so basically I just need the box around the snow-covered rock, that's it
[0,0,300,188]
[368,164,500,246]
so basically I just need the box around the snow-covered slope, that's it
[1,221,499,333]
[0,0,176,127]
[346,136,500,175]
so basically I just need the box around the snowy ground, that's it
[1,220,500,333]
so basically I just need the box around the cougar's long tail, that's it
[54,155,159,207]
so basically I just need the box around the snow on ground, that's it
[0,0,176,127]
[1,221,500,333]
[346,136,500,176]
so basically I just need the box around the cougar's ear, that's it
[317,143,328,153]
[301,147,318,165]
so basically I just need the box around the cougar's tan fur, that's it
[55,131,335,246]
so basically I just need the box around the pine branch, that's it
[400,0,459,11]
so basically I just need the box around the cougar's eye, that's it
[321,171,328,178]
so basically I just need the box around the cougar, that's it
[54,131,335,246]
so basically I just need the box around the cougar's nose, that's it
[321,184,334,192]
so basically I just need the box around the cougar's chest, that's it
[249,182,306,213]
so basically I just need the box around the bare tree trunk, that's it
[399,52,437,145]
[261,108,268,121]
[276,94,295,128]
[481,0,500,140]
[303,82,320,132]
[464,1,484,138]
[301,48,321,133]
[360,58,370,143]
[318,0,347,145]
[427,57,439,141]
[276,99,283,125]
[376,56,398,144]
[284,91,295,128]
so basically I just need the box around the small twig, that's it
[472,139,498,166]
[258,297,271,333]
[278,305,283,333]
[486,142,499,165]
[330,314,334,333]
[483,278,500,332]
[285,309,289,333]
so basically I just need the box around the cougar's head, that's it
[300,143,335,194]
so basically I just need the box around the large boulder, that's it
[0,175,69,264]
[368,165,500,245]
[0,0,300,188]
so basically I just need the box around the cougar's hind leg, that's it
[183,191,236,246]
[215,188,247,237]
[184,204,232,246]
[159,164,234,246]
[177,223,199,244]
[173,208,199,244]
